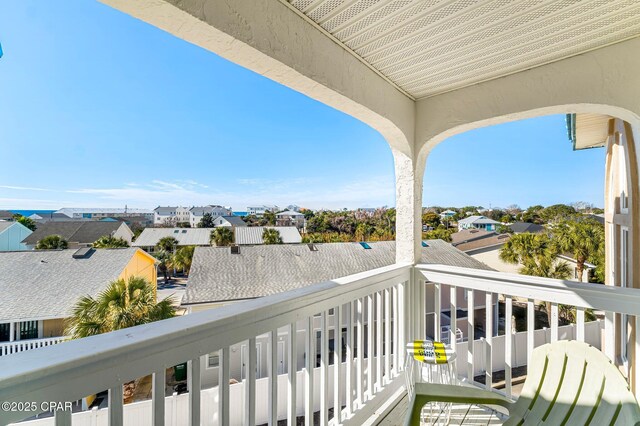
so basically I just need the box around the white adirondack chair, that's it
[405,340,640,425]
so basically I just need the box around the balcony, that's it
[2,263,639,426]
[0,337,69,357]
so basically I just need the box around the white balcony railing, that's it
[0,336,68,357]
[0,263,412,426]
[2,264,640,425]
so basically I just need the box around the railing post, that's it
[366,294,374,399]
[345,301,353,418]
[375,291,383,392]
[244,338,256,426]
[450,285,457,356]
[152,368,165,426]
[304,317,314,425]
[485,292,493,390]
[527,299,534,368]
[320,312,329,426]
[220,347,230,426]
[287,323,297,426]
[551,303,559,342]
[505,295,513,399]
[333,305,342,424]
[467,289,474,382]
[269,330,278,426]
[54,408,71,426]
[108,384,123,426]
[356,298,364,407]
[434,283,441,340]
[188,357,201,426]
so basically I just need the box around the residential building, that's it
[4,3,640,425]
[233,226,302,245]
[0,210,14,221]
[212,215,247,228]
[54,207,154,221]
[0,248,156,345]
[457,215,501,231]
[22,221,134,249]
[275,209,305,229]
[246,205,279,216]
[286,204,301,212]
[439,209,456,219]
[189,205,233,227]
[154,206,191,226]
[132,228,214,251]
[0,222,32,251]
[184,240,495,387]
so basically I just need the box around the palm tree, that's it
[173,246,195,275]
[552,219,604,282]
[500,233,571,323]
[93,235,130,248]
[156,236,178,252]
[36,235,68,250]
[262,228,282,245]
[210,227,234,246]
[65,276,175,400]
[154,250,173,283]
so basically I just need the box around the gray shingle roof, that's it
[21,221,125,245]
[0,248,144,321]
[183,240,493,304]
[216,216,247,227]
[132,228,214,247]
[0,211,14,220]
[234,227,302,245]
[509,222,546,233]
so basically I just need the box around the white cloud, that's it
[0,185,51,191]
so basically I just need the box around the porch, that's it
[2,263,638,425]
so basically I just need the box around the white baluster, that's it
[245,338,256,426]
[287,323,297,426]
[505,295,513,399]
[219,347,230,426]
[467,289,474,383]
[269,330,278,426]
[152,368,165,426]
[108,384,123,426]
[189,357,201,426]
[333,304,342,424]
[305,317,314,425]
[485,292,493,390]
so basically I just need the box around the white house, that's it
[153,206,191,226]
[439,209,456,218]
[212,216,247,228]
[54,207,154,221]
[275,209,305,229]
[246,205,279,216]
[189,205,233,227]
[457,215,501,231]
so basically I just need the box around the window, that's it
[0,323,10,342]
[207,352,220,368]
[20,321,38,340]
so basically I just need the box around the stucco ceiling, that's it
[286,0,640,99]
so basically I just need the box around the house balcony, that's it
[0,336,69,357]
[2,264,639,426]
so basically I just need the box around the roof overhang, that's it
[567,113,611,151]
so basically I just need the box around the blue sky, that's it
[0,1,604,211]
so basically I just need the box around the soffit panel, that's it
[286,0,640,99]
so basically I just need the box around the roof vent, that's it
[307,243,318,251]
[230,245,240,254]
[181,230,187,233]
[421,241,429,247]
[72,247,95,259]
[359,242,372,249]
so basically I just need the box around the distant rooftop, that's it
[133,228,213,247]
[234,226,302,245]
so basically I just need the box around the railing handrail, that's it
[417,263,640,316]
[0,263,411,412]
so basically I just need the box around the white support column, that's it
[9,322,15,342]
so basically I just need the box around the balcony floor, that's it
[379,395,507,425]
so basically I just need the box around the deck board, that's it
[377,396,505,425]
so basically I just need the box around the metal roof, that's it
[234,226,302,245]
[184,240,493,304]
[0,248,148,321]
[287,1,640,99]
[21,221,127,245]
[132,228,214,247]
[457,215,500,225]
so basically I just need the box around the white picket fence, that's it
[0,336,68,356]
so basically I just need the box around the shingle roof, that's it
[453,233,511,252]
[183,240,493,304]
[216,216,247,227]
[0,248,145,321]
[509,222,546,234]
[22,221,125,245]
[276,210,304,217]
[458,215,500,225]
[132,228,213,247]
[0,210,14,220]
[234,226,302,245]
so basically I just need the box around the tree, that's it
[93,235,130,248]
[500,233,572,323]
[210,227,234,246]
[154,250,173,283]
[520,205,544,224]
[262,228,283,245]
[263,210,276,226]
[422,212,441,228]
[540,204,577,223]
[496,224,514,234]
[36,235,68,250]
[156,236,178,252]
[197,213,215,228]
[499,214,512,224]
[422,228,454,242]
[65,276,175,399]
[173,246,195,275]
[552,219,605,282]
[13,214,37,231]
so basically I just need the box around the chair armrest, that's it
[404,383,514,425]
